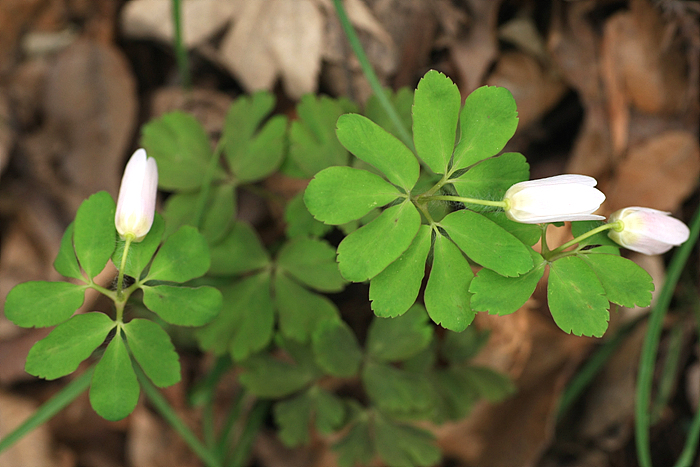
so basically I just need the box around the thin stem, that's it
[549,223,615,256]
[539,224,550,256]
[215,390,247,461]
[136,365,221,467]
[227,400,271,467]
[193,140,226,230]
[0,366,94,454]
[635,201,700,467]
[116,235,134,306]
[171,0,191,89]
[428,195,507,208]
[331,0,414,152]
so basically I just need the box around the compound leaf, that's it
[312,319,362,377]
[89,333,139,421]
[142,285,222,327]
[337,201,421,282]
[452,152,529,200]
[304,166,401,225]
[146,226,210,282]
[54,223,83,281]
[274,273,339,344]
[141,111,222,190]
[366,304,432,362]
[277,237,345,292]
[470,250,546,315]
[208,221,270,276]
[412,70,461,175]
[375,415,441,467]
[112,214,165,280]
[123,318,180,388]
[285,192,333,238]
[336,114,419,191]
[424,234,474,331]
[73,191,116,279]
[548,256,609,337]
[441,209,533,277]
[452,86,519,170]
[362,360,433,416]
[25,312,114,380]
[239,351,317,398]
[580,253,653,308]
[5,281,87,328]
[369,225,431,318]
[195,273,274,361]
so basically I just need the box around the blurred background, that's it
[0,0,699,466]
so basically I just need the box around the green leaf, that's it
[146,226,210,282]
[274,273,339,343]
[457,366,516,402]
[142,285,222,326]
[208,221,270,276]
[334,417,373,467]
[315,387,346,434]
[195,273,274,361]
[362,360,433,415]
[365,87,414,141]
[304,166,401,225]
[412,70,461,174]
[337,201,421,282]
[90,332,139,421]
[112,214,165,280]
[73,191,116,279]
[161,186,236,244]
[441,209,533,276]
[548,256,609,337]
[5,281,87,328]
[312,319,362,377]
[239,351,317,398]
[470,250,546,315]
[424,234,475,331]
[452,86,519,171]
[288,94,355,177]
[481,211,541,246]
[224,91,287,182]
[54,223,83,280]
[366,304,432,362]
[285,192,333,238]
[274,391,312,446]
[25,313,114,380]
[452,152,529,200]
[375,415,441,467]
[336,114,419,191]
[142,111,222,190]
[440,327,491,364]
[123,319,180,388]
[580,253,653,308]
[277,237,345,292]
[369,225,431,318]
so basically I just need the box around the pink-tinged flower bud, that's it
[503,174,606,224]
[607,207,690,255]
[115,148,158,242]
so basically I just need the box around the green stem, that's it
[171,0,191,89]
[193,140,226,230]
[215,390,247,461]
[428,195,506,209]
[227,400,271,467]
[0,366,94,454]
[635,202,700,467]
[548,223,615,257]
[116,235,134,307]
[331,0,414,152]
[136,366,221,467]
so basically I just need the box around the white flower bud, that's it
[503,174,606,224]
[115,148,158,242]
[607,207,689,255]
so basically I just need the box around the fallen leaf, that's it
[121,0,239,48]
[219,0,323,99]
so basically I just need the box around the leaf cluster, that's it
[4,192,221,420]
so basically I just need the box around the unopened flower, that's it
[607,207,690,255]
[115,148,158,242]
[503,174,606,224]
